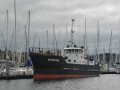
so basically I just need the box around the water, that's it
[0,74,120,90]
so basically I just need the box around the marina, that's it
[1,0,120,90]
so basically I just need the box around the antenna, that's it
[83,35,85,48]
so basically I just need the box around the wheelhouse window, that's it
[65,49,83,53]
[71,49,74,53]
[64,49,69,53]
[69,49,71,53]
[79,49,83,53]
[75,49,78,53]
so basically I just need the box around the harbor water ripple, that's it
[0,74,120,90]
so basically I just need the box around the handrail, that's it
[29,47,61,56]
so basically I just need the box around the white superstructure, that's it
[64,45,88,65]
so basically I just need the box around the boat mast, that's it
[119,20,120,63]
[9,29,14,51]
[94,39,97,64]
[1,31,6,52]
[66,24,68,44]
[97,20,100,63]
[47,30,48,49]
[109,30,112,68]
[85,18,87,50]
[83,35,85,48]
[59,30,61,49]
[103,48,105,64]
[28,10,30,53]
[14,0,17,52]
[70,19,75,47]
[118,38,120,63]
[53,24,58,49]
[79,23,81,45]
[39,38,41,48]
[25,25,27,62]
[6,10,8,53]
[33,33,36,48]
[6,10,10,76]
[53,24,55,49]
[14,0,18,67]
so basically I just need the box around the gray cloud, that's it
[0,0,120,54]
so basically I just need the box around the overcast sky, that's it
[0,0,120,54]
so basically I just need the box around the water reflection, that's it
[0,75,120,90]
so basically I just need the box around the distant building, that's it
[91,53,119,65]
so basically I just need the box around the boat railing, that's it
[29,47,61,56]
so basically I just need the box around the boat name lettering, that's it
[48,59,59,62]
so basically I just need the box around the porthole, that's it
[68,60,71,62]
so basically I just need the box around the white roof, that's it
[64,47,82,49]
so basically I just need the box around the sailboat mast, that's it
[25,25,27,61]
[109,30,112,67]
[53,24,58,49]
[85,18,87,50]
[6,9,9,76]
[118,38,120,62]
[97,20,100,63]
[28,10,30,53]
[119,20,120,62]
[103,48,105,64]
[53,24,55,49]
[47,30,48,49]
[66,24,68,44]
[59,30,61,49]
[9,30,14,51]
[33,33,36,48]
[39,38,41,48]
[6,10,8,53]
[14,0,17,52]
[79,24,81,45]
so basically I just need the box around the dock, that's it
[0,75,33,80]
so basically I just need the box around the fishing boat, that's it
[29,19,100,80]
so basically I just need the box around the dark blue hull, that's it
[30,53,100,80]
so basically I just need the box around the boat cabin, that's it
[64,45,88,65]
